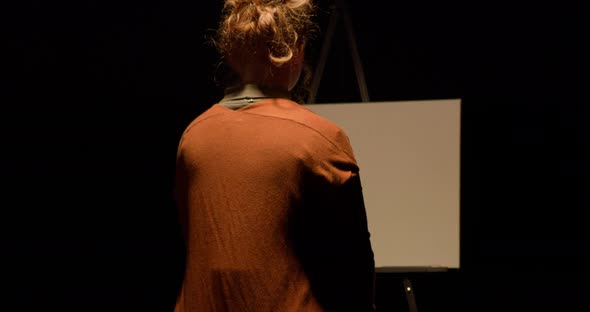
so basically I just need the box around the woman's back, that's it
[174,98,372,311]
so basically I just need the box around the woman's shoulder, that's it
[179,104,227,136]
[253,99,356,161]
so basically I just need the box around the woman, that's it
[174,1,375,311]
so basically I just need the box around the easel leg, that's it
[308,3,339,104]
[403,278,419,312]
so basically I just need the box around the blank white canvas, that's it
[305,99,461,269]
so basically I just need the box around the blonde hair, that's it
[215,0,315,67]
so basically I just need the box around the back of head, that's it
[215,0,316,70]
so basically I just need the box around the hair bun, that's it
[217,0,315,67]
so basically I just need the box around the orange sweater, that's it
[174,98,375,312]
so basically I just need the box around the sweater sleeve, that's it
[291,130,376,311]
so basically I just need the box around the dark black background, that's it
[2,1,588,311]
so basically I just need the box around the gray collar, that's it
[219,84,291,110]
